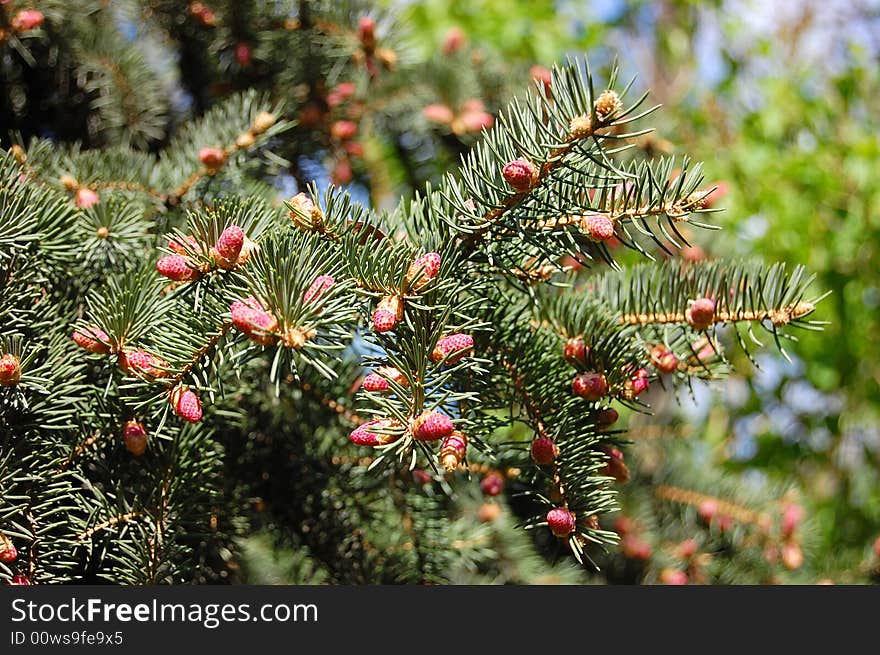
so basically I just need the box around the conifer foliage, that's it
[0,1,825,584]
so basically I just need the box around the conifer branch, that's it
[655,485,768,527]
[1,7,832,584]
[504,359,571,509]
[619,301,816,328]
[169,322,233,389]
[467,116,602,239]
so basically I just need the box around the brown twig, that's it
[76,511,142,541]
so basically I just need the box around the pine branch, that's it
[618,302,816,328]
[655,485,768,527]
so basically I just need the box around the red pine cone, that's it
[229,297,258,317]
[458,108,494,133]
[715,514,733,533]
[572,372,608,401]
[441,26,466,55]
[189,2,216,26]
[230,297,278,346]
[704,181,729,208]
[335,82,357,99]
[118,350,169,379]
[406,252,442,292]
[680,245,706,262]
[372,309,397,333]
[358,16,376,48]
[199,146,227,170]
[697,499,718,523]
[650,345,679,374]
[327,88,349,109]
[686,297,716,331]
[213,225,244,269]
[781,503,805,539]
[547,507,576,538]
[361,371,390,392]
[530,436,558,465]
[530,65,552,92]
[74,187,99,209]
[349,419,401,447]
[423,104,455,125]
[343,141,364,158]
[462,99,485,116]
[171,387,202,423]
[595,407,619,428]
[675,539,698,560]
[563,337,588,366]
[156,255,199,282]
[373,295,403,333]
[304,275,334,305]
[659,568,689,585]
[328,82,355,106]
[11,9,44,32]
[72,326,112,354]
[439,431,467,471]
[430,333,474,365]
[330,120,358,141]
[9,574,31,585]
[582,213,615,242]
[361,367,407,393]
[122,420,148,456]
[411,410,454,442]
[502,158,538,192]
[621,534,652,560]
[332,159,353,185]
[0,535,17,563]
[235,42,252,66]
[480,471,505,497]
[613,516,634,535]
[623,368,650,399]
[600,447,630,483]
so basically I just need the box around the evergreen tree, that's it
[1,1,838,585]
